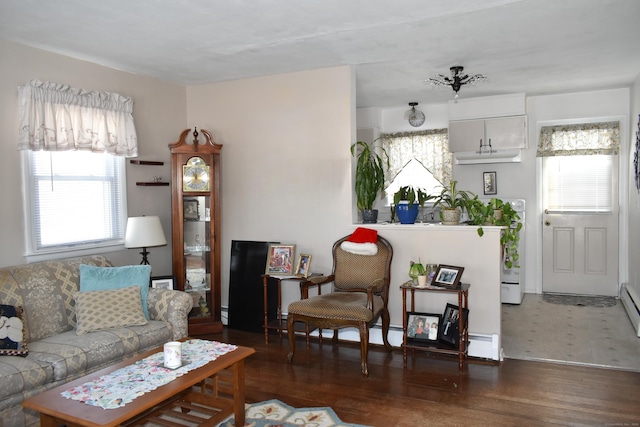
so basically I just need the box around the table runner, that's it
[60,339,237,409]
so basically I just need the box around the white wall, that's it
[0,40,187,272]
[185,66,356,311]
[628,76,640,300]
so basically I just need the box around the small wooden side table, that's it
[400,281,470,370]
[261,274,322,343]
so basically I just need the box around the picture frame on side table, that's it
[432,265,464,289]
[150,275,175,290]
[265,244,296,276]
[294,254,312,278]
[438,303,469,347]
[406,312,441,343]
[184,199,199,221]
[483,171,497,195]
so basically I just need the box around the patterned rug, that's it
[217,399,370,427]
[542,293,617,307]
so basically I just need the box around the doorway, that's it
[539,121,621,296]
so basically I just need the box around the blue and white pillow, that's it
[79,264,152,319]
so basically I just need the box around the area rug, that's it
[217,399,370,427]
[542,293,617,307]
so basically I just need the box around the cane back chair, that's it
[286,234,393,376]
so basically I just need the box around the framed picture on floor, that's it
[438,303,469,348]
[406,312,440,343]
[150,275,175,290]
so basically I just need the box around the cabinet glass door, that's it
[183,195,212,320]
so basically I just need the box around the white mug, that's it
[164,341,182,369]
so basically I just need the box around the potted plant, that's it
[350,140,389,223]
[473,198,523,268]
[432,180,474,225]
[392,186,434,224]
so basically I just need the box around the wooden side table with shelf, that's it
[261,274,323,344]
[400,281,470,370]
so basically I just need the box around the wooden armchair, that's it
[286,234,393,376]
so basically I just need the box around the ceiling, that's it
[1,0,639,109]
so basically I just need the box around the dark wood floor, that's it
[204,328,640,427]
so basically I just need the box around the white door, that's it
[542,155,619,296]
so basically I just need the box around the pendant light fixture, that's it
[426,66,487,99]
[404,102,425,127]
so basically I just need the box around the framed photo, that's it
[438,303,469,348]
[184,199,199,221]
[406,312,441,343]
[432,264,464,289]
[265,244,296,276]
[150,275,175,290]
[294,254,312,278]
[483,171,497,195]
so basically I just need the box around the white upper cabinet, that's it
[448,116,527,153]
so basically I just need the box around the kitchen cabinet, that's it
[448,116,526,152]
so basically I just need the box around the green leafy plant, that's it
[472,197,523,268]
[350,140,389,211]
[432,180,474,212]
[393,186,433,209]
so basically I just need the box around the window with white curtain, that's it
[18,80,137,258]
[538,121,619,213]
[380,129,452,203]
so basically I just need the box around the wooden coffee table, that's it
[23,343,255,427]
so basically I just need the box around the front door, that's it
[542,154,619,296]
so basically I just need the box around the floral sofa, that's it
[0,255,192,427]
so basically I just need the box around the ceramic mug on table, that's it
[164,341,182,369]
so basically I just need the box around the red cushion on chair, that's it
[347,227,378,244]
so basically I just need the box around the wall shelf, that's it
[130,160,164,166]
[136,182,169,186]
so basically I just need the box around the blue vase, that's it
[396,202,419,224]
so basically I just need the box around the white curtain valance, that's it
[537,121,620,157]
[380,129,452,189]
[18,80,138,157]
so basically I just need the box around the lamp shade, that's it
[124,216,167,249]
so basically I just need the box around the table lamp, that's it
[124,216,167,265]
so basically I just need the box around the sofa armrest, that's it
[147,289,193,340]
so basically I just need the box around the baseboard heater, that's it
[621,284,640,338]
[307,325,501,361]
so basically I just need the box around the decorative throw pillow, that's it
[74,286,147,335]
[0,304,29,356]
[79,264,152,319]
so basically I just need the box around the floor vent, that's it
[621,284,640,338]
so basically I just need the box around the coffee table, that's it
[23,343,255,427]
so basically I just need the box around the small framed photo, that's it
[432,264,464,289]
[150,275,175,290]
[438,303,469,348]
[406,312,441,343]
[184,199,199,221]
[483,171,497,195]
[265,244,296,276]
[294,254,312,278]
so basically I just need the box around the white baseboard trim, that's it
[221,307,501,360]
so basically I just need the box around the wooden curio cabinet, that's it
[169,128,223,335]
